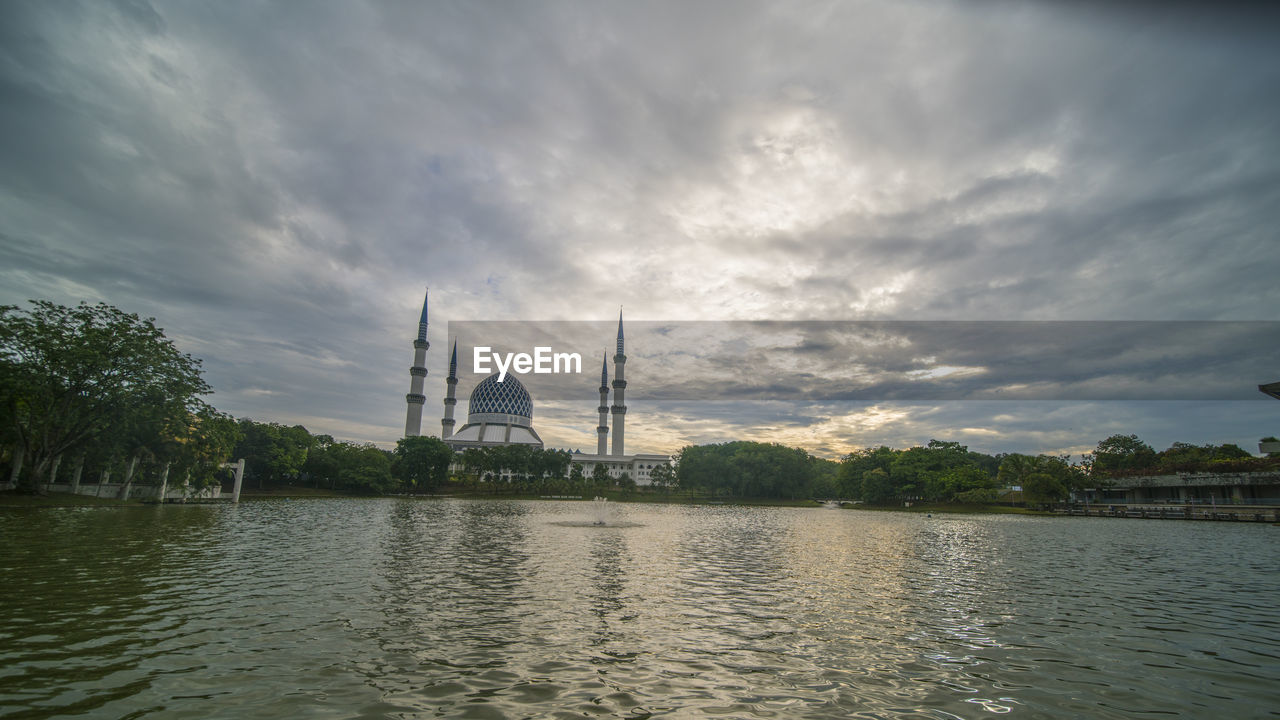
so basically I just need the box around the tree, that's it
[393,435,453,491]
[1092,434,1156,476]
[998,454,1074,502]
[860,468,895,504]
[0,301,211,493]
[996,453,1038,488]
[304,441,395,494]
[674,441,823,498]
[928,465,995,501]
[233,420,314,489]
[167,406,242,492]
[590,462,610,489]
[649,462,675,493]
[838,446,895,499]
[1023,472,1067,507]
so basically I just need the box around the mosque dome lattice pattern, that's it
[468,373,533,420]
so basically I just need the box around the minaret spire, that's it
[442,338,459,439]
[418,291,429,342]
[616,306,624,355]
[611,308,627,456]
[597,352,609,455]
[404,289,429,437]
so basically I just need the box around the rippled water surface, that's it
[2,499,1277,718]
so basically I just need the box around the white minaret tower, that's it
[611,309,626,456]
[404,290,429,437]
[442,339,459,439]
[596,352,609,455]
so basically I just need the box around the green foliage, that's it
[837,440,999,505]
[1022,472,1068,506]
[837,446,895,499]
[447,445,577,493]
[860,468,894,504]
[590,461,610,488]
[167,406,242,489]
[675,441,823,499]
[953,487,1002,504]
[0,301,215,492]
[304,441,395,494]
[648,462,675,491]
[392,435,454,491]
[1092,434,1156,475]
[1090,435,1277,477]
[1154,441,1252,471]
[233,419,315,489]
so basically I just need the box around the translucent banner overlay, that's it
[444,321,1280,402]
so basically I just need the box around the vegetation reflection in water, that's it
[1,499,1277,719]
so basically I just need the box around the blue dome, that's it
[468,373,533,424]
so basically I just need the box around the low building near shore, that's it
[1075,470,1280,506]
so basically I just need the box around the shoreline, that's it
[0,488,1043,515]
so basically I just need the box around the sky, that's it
[2,0,1278,459]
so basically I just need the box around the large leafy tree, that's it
[233,419,314,489]
[392,435,454,491]
[1093,434,1157,476]
[1022,472,1068,506]
[304,441,396,494]
[0,301,212,493]
[675,441,825,498]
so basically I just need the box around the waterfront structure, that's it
[401,293,669,481]
[1075,470,1280,506]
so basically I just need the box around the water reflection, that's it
[2,501,1278,718]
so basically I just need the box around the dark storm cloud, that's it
[1,0,1277,451]
[450,320,1278,404]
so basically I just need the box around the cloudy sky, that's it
[2,0,1278,458]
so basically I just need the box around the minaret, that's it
[404,290,429,437]
[442,339,459,439]
[597,352,610,455]
[611,309,626,456]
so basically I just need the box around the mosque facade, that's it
[403,291,670,484]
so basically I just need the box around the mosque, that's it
[403,291,670,485]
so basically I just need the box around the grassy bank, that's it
[852,502,1048,515]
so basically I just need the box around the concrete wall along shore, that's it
[37,482,223,501]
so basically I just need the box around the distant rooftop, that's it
[1261,381,1280,401]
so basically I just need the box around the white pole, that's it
[70,455,84,494]
[47,454,61,492]
[157,462,170,503]
[6,446,23,489]
[231,458,245,503]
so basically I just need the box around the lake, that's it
[1,499,1277,718]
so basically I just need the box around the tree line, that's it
[674,441,839,499]
[1,301,239,495]
[5,301,1275,502]
[673,433,1278,507]
[0,300,452,496]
